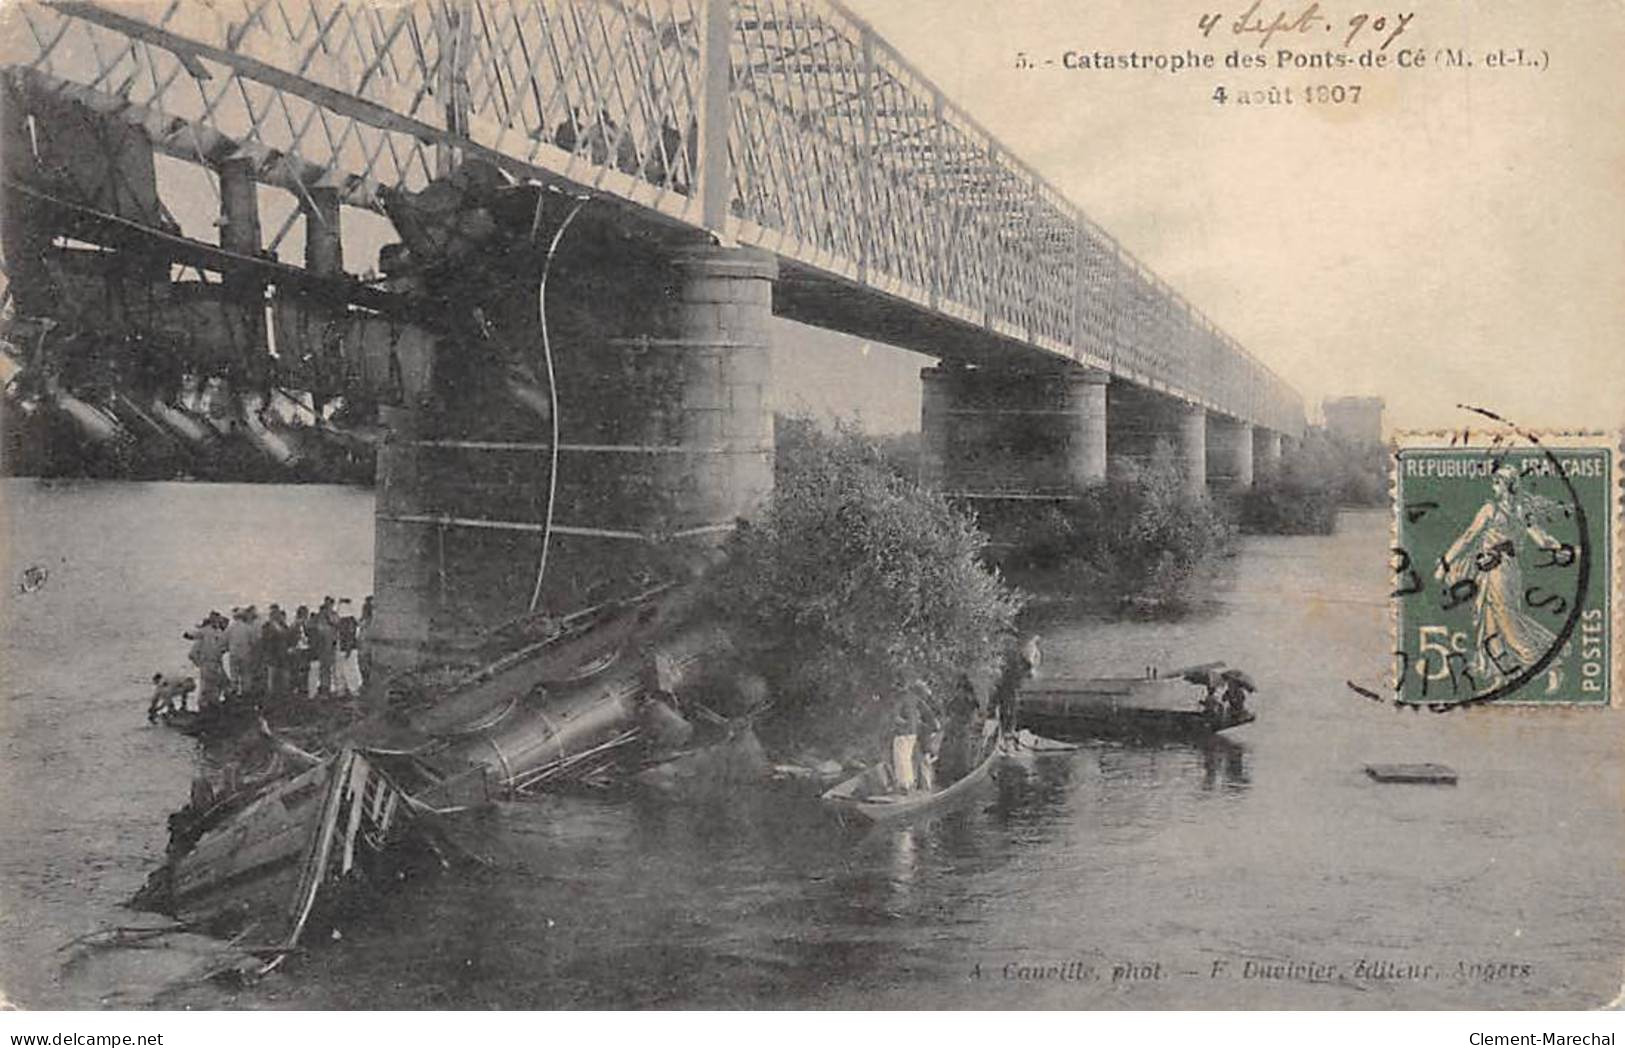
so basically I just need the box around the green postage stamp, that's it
[1392,432,1618,707]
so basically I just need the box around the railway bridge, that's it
[0,0,1305,668]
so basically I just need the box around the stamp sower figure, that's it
[1434,464,1566,683]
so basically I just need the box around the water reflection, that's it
[987,750,1078,827]
[884,826,920,894]
[1197,736,1250,791]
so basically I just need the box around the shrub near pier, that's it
[705,418,1023,752]
[1241,427,1387,535]
[995,442,1236,615]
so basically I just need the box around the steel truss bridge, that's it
[0,0,1303,434]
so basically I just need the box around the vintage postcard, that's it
[0,0,1622,1023]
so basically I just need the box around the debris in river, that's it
[18,564,48,593]
[1364,763,1458,785]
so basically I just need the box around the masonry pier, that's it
[1207,415,1254,492]
[918,364,1110,497]
[1253,427,1283,482]
[368,236,777,676]
[915,361,1297,502]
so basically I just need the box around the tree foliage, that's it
[997,441,1235,613]
[706,418,1023,744]
[1242,427,1388,534]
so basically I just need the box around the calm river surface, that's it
[2,480,1621,1009]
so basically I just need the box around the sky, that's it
[836,0,1625,433]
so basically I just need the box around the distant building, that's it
[1322,396,1385,446]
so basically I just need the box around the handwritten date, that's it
[1198,2,1414,50]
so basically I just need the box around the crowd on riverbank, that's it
[148,596,373,721]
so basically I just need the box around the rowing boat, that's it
[820,743,1000,826]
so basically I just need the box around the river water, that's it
[2,480,1621,1009]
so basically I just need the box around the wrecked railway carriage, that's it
[133,588,766,960]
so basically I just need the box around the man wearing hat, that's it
[308,597,340,698]
[260,604,294,704]
[889,680,939,793]
[185,613,228,710]
[224,606,260,701]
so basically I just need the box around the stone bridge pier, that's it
[369,236,777,675]
[922,366,1291,502]
[1104,383,1207,497]
[1207,414,1254,492]
[919,364,1109,495]
[1253,426,1284,482]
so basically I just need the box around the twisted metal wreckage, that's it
[128,584,756,978]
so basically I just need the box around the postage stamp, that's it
[1391,429,1618,707]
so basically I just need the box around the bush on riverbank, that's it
[1240,428,1387,535]
[706,418,1023,751]
[1241,478,1338,534]
[996,442,1236,614]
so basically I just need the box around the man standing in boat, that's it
[935,675,982,783]
[891,681,939,793]
[992,633,1042,737]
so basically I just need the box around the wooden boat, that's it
[1018,675,1255,743]
[820,743,1000,826]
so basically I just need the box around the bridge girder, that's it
[0,0,1305,435]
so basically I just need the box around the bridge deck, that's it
[0,0,1302,433]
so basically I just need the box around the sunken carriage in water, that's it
[130,586,766,960]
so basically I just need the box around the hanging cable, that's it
[527,192,590,615]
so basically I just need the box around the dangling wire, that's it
[527,192,590,615]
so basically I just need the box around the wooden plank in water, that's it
[1364,763,1458,785]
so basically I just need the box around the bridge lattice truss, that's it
[2,0,1303,433]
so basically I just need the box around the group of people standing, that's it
[149,595,374,721]
[885,634,1042,794]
